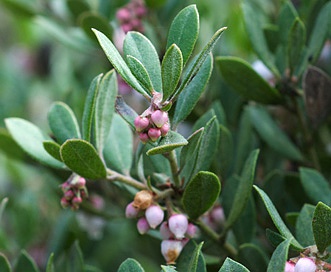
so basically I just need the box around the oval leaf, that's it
[216,56,281,104]
[124,31,162,92]
[60,139,106,179]
[162,44,183,101]
[295,204,315,247]
[183,171,221,220]
[166,4,199,65]
[48,101,81,144]
[117,258,145,272]
[5,118,64,169]
[312,202,331,253]
[43,141,62,162]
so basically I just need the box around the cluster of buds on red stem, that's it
[60,175,88,210]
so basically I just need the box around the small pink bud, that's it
[137,217,150,234]
[160,123,170,136]
[116,8,131,22]
[145,205,164,229]
[74,177,86,189]
[160,222,173,240]
[72,196,82,204]
[134,116,150,132]
[168,214,188,239]
[139,132,150,143]
[285,261,295,272]
[148,128,161,142]
[60,197,70,208]
[135,6,147,17]
[210,205,225,225]
[151,110,168,128]
[186,223,198,238]
[161,240,184,264]
[64,189,74,200]
[125,202,140,218]
[294,258,316,272]
[121,23,132,33]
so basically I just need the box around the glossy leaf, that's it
[60,139,106,179]
[48,101,81,144]
[146,131,188,156]
[82,74,102,143]
[124,31,162,92]
[218,258,249,272]
[95,70,117,153]
[43,141,62,162]
[92,29,149,98]
[103,114,133,174]
[223,149,259,233]
[166,4,199,65]
[161,44,183,101]
[183,171,221,220]
[14,250,40,272]
[300,167,331,205]
[312,202,331,253]
[5,118,64,169]
[248,106,304,161]
[0,253,11,272]
[115,96,138,130]
[216,57,281,104]
[117,258,145,272]
[254,185,302,249]
[176,240,206,272]
[241,1,279,77]
[173,54,213,125]
[267,238,292,272]
[296,204,315,247]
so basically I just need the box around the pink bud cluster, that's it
[116,0,147,33]
[134,109,170,143]
[60,177,88,210]
[200,204,225,231]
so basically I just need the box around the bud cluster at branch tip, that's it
[60,176,88,210]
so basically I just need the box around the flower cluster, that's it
[116,0,147,33]
[60,176,88,210]
[125,190,198,264]
[134,109,170,143]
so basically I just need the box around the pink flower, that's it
[125,202,140,218]
[145,205,164,229]
[134,116,150,132]
[160,222,173,240]
[148,128,161,142]
[160,123,170,137]
[161,240,184,264]
[168,214,188,239]
[294,258,316,272]
[284,261,295,272]
[137,217,150,234]
[151,110,168,128]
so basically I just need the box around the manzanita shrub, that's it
[1,0,331,271]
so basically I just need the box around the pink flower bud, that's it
[135,6,147,18]
[125,202,140,218]
[160,222,173,240]
[137,217,150,234]
[151,110,168,128]
[64,189,74,200]
[285,261,295,272]
[161,240,184,264]
[134,116,150,132]
[145,205,164,229]
[60,197,70,208]
[148,128,161,142]
[210,205,225,225]
[168,214,188,239]
[74,177,86,189]
[116,8,131,22]
[294,258,316,272]
[160,122,170,136]
[186,223,198,238]
[138,132,150,143]
[121,23,132,33]
[72,196,82,204]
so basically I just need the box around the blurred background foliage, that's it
[0,0,331,271]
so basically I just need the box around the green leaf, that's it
[223,150,259,233]
[296,204,315,247]
[67,241,84,272]
[92,29,149,98]
[161,44,183,101]
[216,56,281,104]
[254,185,302,249]
[46,253,55,272]
[123,31,162,92]
[60,139,106,179]
[5,118,64,169]
[48,101,81,144]
[1,0,36,17]
[103,114,133,174]
[126,55,154,93]
[217,124,233,177]
[218,258,249,272]
[146,131,188,156]
[67,0,90,20]
[79,12,113,41]
[43,141,62,162]
[0,128,25,160]
[171,26,227,101]
[14,250,40,272]
[183,171,221,220]
[0,197,8,223]
[82,74,102,143]
[267,238,292,272]
[241,1,279,77]
[238,243,269,272]
[247,106,304,161]
[176,240,206,272]
[300,167,331,205]
[117,258,145,272]
[288,18,306,74]
[95,70,118,153]
[312,202,331,253]
[166,4,199,66]
[0,253,11,272]
[161,265,177,272]
[115,96,138,130]
[173,54,213,125]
